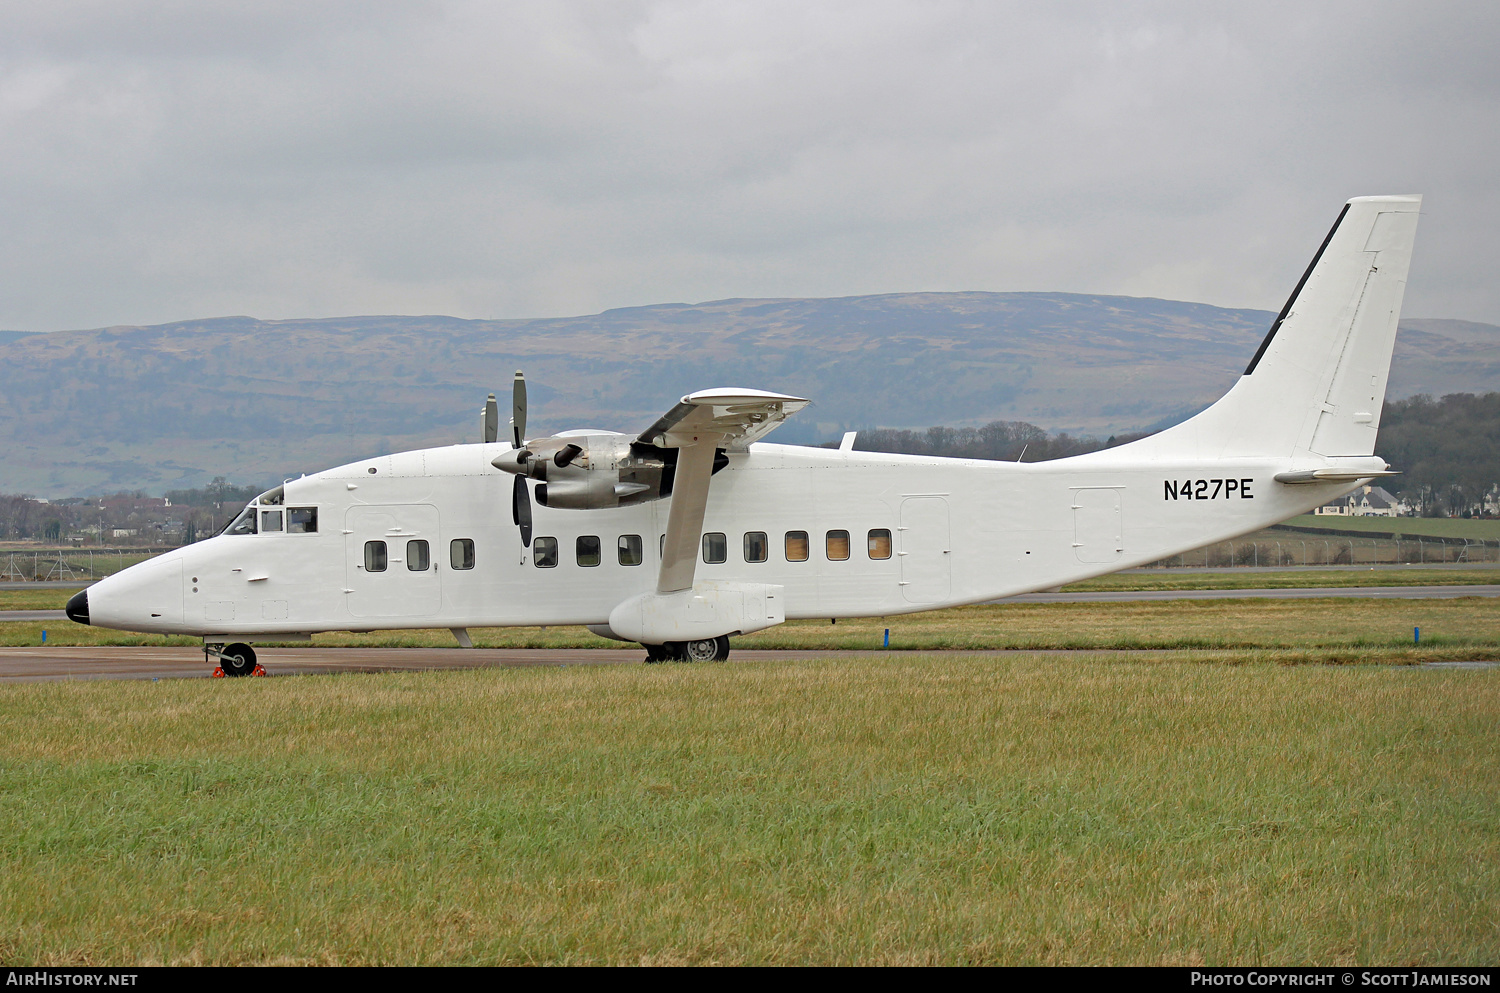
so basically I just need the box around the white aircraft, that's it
[67,195,1421,675]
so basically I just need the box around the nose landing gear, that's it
[205,642,265,678]
[642,635,730,663]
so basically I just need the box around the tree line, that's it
[1373,393,1500,517]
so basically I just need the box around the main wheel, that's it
[678,638,724,663]
[220,643,257,677]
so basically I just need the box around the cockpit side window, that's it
[223,505,257,536]
[288,507,318,533]
[260,510,283,532]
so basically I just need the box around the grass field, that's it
[1279,515,1500,540]
[0,654,1494,965]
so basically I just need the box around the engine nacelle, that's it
[494,432,725,510]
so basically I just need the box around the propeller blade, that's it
[512,473,533,547]
[483,393,499,444]
[511,370,527,448]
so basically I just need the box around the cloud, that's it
[0,0,1496,330]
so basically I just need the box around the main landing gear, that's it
[205,642,266,678]
[643,636,730,664]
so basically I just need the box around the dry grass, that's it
[5,591,1499,653]
[0,654,1495,965]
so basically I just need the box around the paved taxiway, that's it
[0,646,884,682]
[1,645,1494,683]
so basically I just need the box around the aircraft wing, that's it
[641,389,809,595]
[637,388,810,452]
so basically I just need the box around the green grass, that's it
[1279,515,1500,540]
[0,588,85,610]
[0,655,1494,965]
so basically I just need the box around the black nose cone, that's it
[65,590,90,625]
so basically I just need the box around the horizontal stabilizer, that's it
[1273,468,1399,484]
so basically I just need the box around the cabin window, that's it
[533,537,558,568]
[743,531,768,563]
[785,531,809,562]
[406,539,430,571]
[826,530,850,561]
[288,507,318,533]
[260,510,283,533]
[364,540,388,572]
[450,538,475,570]
[868,529,892,559]
[223,506,257,536]
[577,535,602,567]
[702,532,727,564]
[618,534,643,566]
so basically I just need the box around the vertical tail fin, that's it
[1130,195,1421,460]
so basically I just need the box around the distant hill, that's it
[0,292,1495,498]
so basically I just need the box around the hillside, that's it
[0,293,1495,497]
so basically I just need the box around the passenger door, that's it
[345,505,442,617]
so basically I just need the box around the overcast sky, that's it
[1,1,1496,331]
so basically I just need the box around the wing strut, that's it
[657,440,717,593]
[644,388,810,595]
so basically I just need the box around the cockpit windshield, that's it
[222,504,257,536]
[257,485,284,506]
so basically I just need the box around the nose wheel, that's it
[206,643,265,678]
[642,636,730,663]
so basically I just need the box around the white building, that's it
[1315,484,1401,517]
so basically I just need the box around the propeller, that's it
[507,370,533,547]
[482,393,499,444]
[511,473,533,547]
[511,370,527,448]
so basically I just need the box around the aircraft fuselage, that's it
[81,440,1359,638]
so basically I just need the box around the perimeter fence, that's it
[0,548,175,582]
[1145,536,1500,568]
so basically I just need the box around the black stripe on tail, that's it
[1243,202,1351,376]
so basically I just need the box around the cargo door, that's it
[899,496,951,604]
[1072,487,1124,564]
